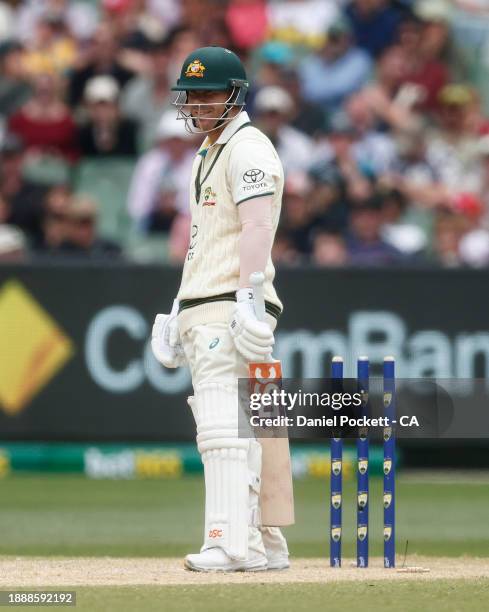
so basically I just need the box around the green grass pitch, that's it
[0,473,488,611]
[0,473,487,558]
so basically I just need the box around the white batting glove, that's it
[151,299,187,368]
[229,288,274,362]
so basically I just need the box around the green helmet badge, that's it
[173,46,249,99]
[185,59,206,79]
[172,46,249,134]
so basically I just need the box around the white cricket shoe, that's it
[261,527,290,570]
[184,547,268,572]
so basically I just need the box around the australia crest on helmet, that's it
[185,59,206,78]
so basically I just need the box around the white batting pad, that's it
[195,381,261,560]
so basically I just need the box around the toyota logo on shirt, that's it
[243,169,265,183]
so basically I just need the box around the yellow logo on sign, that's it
[0,281,74,414]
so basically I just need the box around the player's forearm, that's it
[238,196,273,289]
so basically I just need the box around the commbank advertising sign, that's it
[0,265,488,441]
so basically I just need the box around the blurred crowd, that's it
[2,0,489,267]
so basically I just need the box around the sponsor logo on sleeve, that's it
[243,169,265,183]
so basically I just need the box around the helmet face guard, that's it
[172,81,248,135]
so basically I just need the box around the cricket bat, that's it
[248,272,295,526]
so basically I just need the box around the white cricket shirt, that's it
[177,111,284,335]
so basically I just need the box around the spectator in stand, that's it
[451,191,489,267]
[307,161,349,233]
[21,9,76,77]
[179,0,213,31]
[246,42,295,116]
[59,194,121,259]
[121,37,174,151]
[101,0,173,53]
[147,179,179,233]
[312,111,373,205]
[280,68,326,138]
[299,16,373,113]
[196,13,234,51]
[280,172,317,255]
[0,134,51,240]
[425,84,481,193]
[0,0,485,269]
[248,41,295,99]
[178,0,230,48]
[101,0,143,45]
[0,132,48,242]
[271,227,302,265]
[346,195,406,266]
[0,41,32,118]
[14,0,98,45]
[253,85,313,172]
[78,75,138,157]
[165,25,202,85]
[431,209,467,267]
[345,92,397,174]
[345,0,405,58]
[379,187,428,256]
[465,89,489,136]
[383,120,447,211]
[397,13,449,114]
[127,110,194,230]
[144,0,182,33]
[359,45,420,132]
[8,71,79,162]
[311,229,349,266]
[68,22,136,108]
[413,0,452,65]
[266,0,339,52]
[33,183,72,254]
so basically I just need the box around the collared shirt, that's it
[196,111,280,206]
[200,109,252,150]
[176,108,284,334]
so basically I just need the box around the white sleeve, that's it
[228,138,282,205]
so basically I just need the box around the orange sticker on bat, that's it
[248,361,282,381]
[248,361,283,414]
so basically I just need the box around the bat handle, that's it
[250,271,266,322]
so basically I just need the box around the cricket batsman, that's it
[151,46,292,572]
